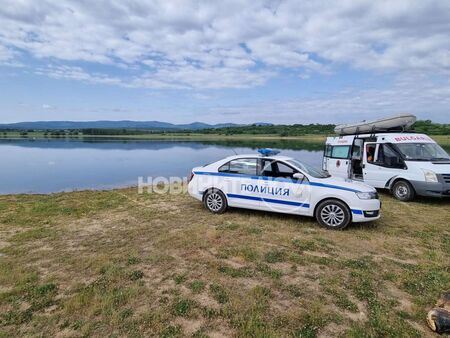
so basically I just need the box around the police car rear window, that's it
[219,158,257,175]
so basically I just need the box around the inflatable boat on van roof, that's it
[334,113,416,135]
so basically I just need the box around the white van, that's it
[323,132,450,201]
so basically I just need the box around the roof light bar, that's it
[257,148,280,156]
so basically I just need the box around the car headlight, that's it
[356,191,378,200]
[422,169,438,183]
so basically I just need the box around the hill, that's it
[0,120,243,130]
[0,119,448,135]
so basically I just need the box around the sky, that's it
[1,0,450,125]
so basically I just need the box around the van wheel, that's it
[392,180,415,201]
[203,189,227,214]
[315,199,351,230]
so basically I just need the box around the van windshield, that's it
[287,159,330,178]
[394,143,450,161]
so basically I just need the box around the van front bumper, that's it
[410,180,450,198]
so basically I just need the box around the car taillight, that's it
[188,172,194,183]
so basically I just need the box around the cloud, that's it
[203,73,450,123]
[0,45,13,61]
[191,93,215,100]
[1,0,449,91]
[34,65,123,86]
[1,1,450,125]
[0,44,23,67]
[42,104,54,110]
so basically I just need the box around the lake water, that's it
[0,138,324,194]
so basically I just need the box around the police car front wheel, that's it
[315,199,351,230]
[203,189,227,214]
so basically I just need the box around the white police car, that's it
[187,149,381,229]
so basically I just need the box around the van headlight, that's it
[422,169,438,183]
[356,191,378,200]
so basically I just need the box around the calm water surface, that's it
[0,138,324,194]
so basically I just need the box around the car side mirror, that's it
[293,173,305,181]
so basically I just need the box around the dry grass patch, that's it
[0,188,449,337]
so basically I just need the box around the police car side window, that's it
[220,158,257,175]
[261,160,275,176]
[261,160,296,179]
[276,162,295,178]
[218,162,229,172]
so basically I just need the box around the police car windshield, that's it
[287,160,330,178]
[395,143,450,161]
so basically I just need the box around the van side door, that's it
[350,138,364,179]
[323,144,351,179]
[259,159,310,215]
[363,143,406,188]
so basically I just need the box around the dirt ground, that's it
[0,188,449,337]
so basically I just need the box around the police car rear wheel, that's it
[204,189,227,214]
[315,199,351,230]
[392,180,415,201]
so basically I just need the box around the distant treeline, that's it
[81,128,156,135]
[411,120,450,135]
[60,123,336,136]
[196,123,335,136]
[196,120,450,136]
[1,120,449,136]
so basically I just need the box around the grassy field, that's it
[0,188,449,337]
[429,135,450,146]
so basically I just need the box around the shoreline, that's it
[1,132,449,145]
[0,133,328,143]
[0,185,141,197]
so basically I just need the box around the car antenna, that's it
[231,148,238,155]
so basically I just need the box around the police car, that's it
[187,149,381,229]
